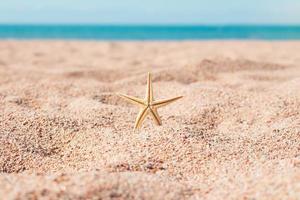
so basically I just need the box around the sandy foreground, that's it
[0,41,300,199]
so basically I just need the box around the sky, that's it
[0,0,300,25]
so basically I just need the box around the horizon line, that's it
[0,23,300,27]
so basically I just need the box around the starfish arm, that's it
[149,108,162,125]
[152,96,183,108]
[146,72,154,103]
[117,93,145,106]
[134,107,149,129]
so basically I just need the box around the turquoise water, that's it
[0,25,300,40]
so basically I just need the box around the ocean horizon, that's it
[0,24,300,40]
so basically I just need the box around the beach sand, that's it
[0,41,300,199]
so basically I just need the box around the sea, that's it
[0,25,300,40]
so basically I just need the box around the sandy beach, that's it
[0,40,300,199]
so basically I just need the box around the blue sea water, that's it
[0,25,300,40]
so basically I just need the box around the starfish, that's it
[117,72,183,130]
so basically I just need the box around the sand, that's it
[0,40,300,199]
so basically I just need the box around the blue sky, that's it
[0,0,300,24]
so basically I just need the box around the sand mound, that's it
[0,41,300,199]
